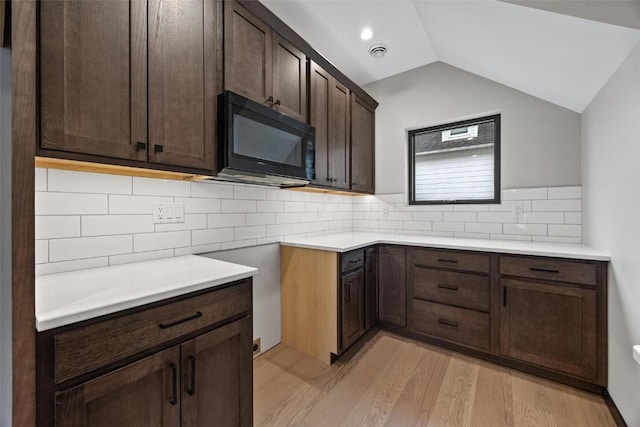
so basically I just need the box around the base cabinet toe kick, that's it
[281,244,608,392]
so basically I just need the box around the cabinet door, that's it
[309,61,331,187]
[40,0,147,161]
[55,347,180,427]
[350,94,375,193]
[272,33,307,122]
[181,317,253,427]
[378,246,406,327]
[147,0,219,170]
[499,279,597,379]
[329,80,350,189]
[364,247,378,330]
[224,0,272,105]
[341,269,365,351]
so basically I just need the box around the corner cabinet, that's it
[37,280,253,427]
[224,0,307,122]
[280,246,377,364]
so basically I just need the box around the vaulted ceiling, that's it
[260,0,640,113]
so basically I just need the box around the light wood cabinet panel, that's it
[40,0,147,161]
[147,0,219,170]
[350,93,375,193]
[181,317,253,427]
[55,347,180,427]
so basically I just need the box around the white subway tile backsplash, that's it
[134,231,190,252]
[565,212,582,225]
[49,235,132,262]
[35,168,584,274]
[192,228,234,246]
[175,197,221,214]
[503,223,547,236]
[35,168,47,192]
[207,213,246,229]
[36,216,81,239]
[109,195,173,214]
[37,192,108,215]
[234,185,266,200]
[82,215,154,236]
[548,186,581,200]
[36,257,109,275]
[465,222,502,234]
[35,240,48,264]
[48,169,132,194]
[443,212,476,222]
[155,214,207,232]
[191,181,234,199]
[503,187,547,200]
[519,212,565,224]
[548,224,581,237]
[133,177,190,197]
[221,199,256,213]
[109,249,174,266]
[532,199,581,212]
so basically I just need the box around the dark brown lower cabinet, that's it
[340,269,365,350]
[364,247,378,330]
[56,347,180,427]
[38,280,253,427]
[378,246,406,328]
[499,278,597,380]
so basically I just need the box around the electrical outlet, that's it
[512,203,524,221]
[382,205,389,218]
[253,338,261,357]
[634,345,640,366]
[153,203,185,224]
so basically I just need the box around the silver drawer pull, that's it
[438,283,459,291]
[530,267,560,274]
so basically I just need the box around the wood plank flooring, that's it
[254,330,615,427]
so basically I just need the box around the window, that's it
[408,114,500,205]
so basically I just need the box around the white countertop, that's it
[280,232,610,261]
[36,255,258,331]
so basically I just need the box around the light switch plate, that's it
[153,202,185,224]
[634,345,640,366]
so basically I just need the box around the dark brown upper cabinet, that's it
[224,1,307,123]
[350,93,376,193]
[309,61,350,189]
[39,0,220,172]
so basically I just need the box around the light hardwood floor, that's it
[254,330,615,427]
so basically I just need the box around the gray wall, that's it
[204,244,281,352]
[364,62,582,194]
[0,46,12,427]
[582,44,640,426]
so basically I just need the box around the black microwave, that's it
[217,91,316,187]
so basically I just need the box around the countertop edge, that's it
[280,236,610,261]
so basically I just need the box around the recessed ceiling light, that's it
[360,28,373,40]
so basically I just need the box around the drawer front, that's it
[409,248,489,274]
[412,300,490,351]
[500,256,596,286]
[341,249,365,273]
[54,280,251,384]
[412,267,489,312]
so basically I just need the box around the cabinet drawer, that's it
[412,300,490,351]
[341,249,365,273]
[409,248,489,274]
[54,280,251,384]
[412,267,489,312]
[500,256,596,286]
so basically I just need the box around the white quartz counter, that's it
[280,232,610,261]
[36,255,258,331]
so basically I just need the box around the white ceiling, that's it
[261,0,640,113]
